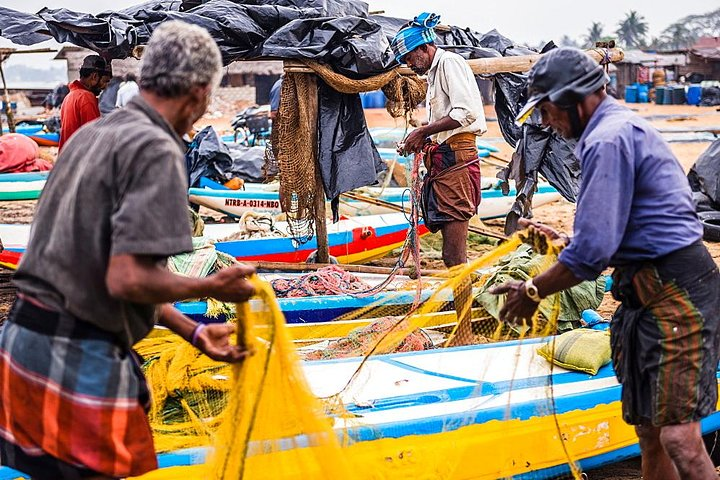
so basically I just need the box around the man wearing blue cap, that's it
[391,13,487,345]
[492,47,720,479]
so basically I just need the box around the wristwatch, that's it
[524,279,543,303]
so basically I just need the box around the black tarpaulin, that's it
[0,7,52,45]
[259,16,394,77]
[317,80,386,220]
[185,126,234,187]
[688,139,720,205]
[0,1,582,227]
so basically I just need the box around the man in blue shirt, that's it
[269,75,283,120]
[493,48,720,479]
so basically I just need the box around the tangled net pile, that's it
[217,212,287,241]
[271,265,373,298]
[133,228,608,480]
[273,61,427,244]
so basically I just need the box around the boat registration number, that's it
[224,199,280,209]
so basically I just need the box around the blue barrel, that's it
[637,84,649,103]
[663,87,674,105]
[687,84,702,105]
[655,86,665,105]
[672,86,686,104]
[624,85,638,103]
[360,92,371,108]
[374,91,386,108]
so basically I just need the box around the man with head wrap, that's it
[392,13,487,344]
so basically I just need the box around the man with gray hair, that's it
[0,21,252,479]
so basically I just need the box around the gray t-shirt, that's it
[13,95,193,347]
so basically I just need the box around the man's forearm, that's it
[157,303,197,341]
[420,115,461,137]
[533,261,584,299]
[106,254,217,304]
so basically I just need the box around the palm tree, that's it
[584,22,605,47]
[559,35,580,48]
[616,11,649,48]
[660,23,696,50]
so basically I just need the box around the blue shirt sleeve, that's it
[269,79,282,112]
[558,138,635,280]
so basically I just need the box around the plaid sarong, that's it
[0,296,157,478]
[420,133,482,233]
[610,240,720,426]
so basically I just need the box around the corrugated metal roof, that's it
[225,60,283,75]
[621,49,687,66]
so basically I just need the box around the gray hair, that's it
[140,21,222,98]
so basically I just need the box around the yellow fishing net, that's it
[134,231,602,480]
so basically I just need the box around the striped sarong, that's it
[420,132,481,233]
[610,240,720,426]
[0,296,157,478]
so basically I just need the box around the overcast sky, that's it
[2,0,718,70]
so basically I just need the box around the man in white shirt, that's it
[392,12,487,267]
[392,13,487,344]
[116,73,140,108]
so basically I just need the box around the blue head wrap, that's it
[390,12,441,64]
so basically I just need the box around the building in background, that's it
[55,46,283,110]
[686,37,720,83]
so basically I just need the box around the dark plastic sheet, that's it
[0,6,52,45]
[317,80,386,220]
[688,139,720,206]
[185,126,235,187]
[0,2,581,223]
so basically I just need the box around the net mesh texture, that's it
[128,230,633,480]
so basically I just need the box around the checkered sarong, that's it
[0,297,157,478]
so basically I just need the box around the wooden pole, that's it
[306,74,330,263]
[0,55,14,135]
[284,47,624,76]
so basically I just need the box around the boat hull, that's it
[3,339,718,479]
[0,172,49,201]
[0,213,428,269]
[189,182,562,220]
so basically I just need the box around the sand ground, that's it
[1,100,719,478]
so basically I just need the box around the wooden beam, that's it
[0,60,15,134]
[284,48,624,76]
[305,74,330,263]
[0,48,56,56]
[245,260,444,277]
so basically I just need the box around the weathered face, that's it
[179,84,213,135]
[538,101,573,139]
[86,72,103,95]
[99,75,111,91]
[403,46,433,76]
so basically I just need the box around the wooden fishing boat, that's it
[176,269,449,328]
[0,171,48,201]
[25,131,59,147]
[0,213,428,269]
[3,339,715,479]
[206,212,428,264]
[3,124,59,147]
[189,179,562,219]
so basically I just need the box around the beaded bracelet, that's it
[190,323,207,347]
